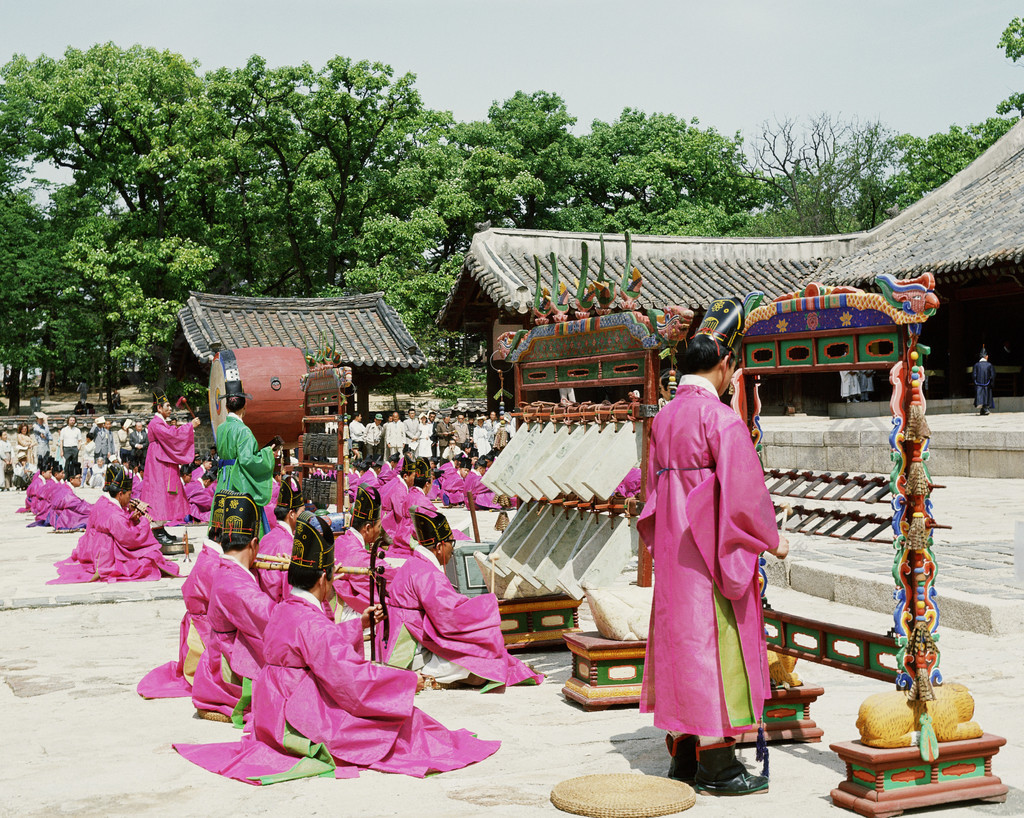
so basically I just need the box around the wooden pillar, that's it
[637,350,658,588]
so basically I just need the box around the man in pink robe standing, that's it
[174,510,500,784]
[638,295,788,796]
[378,509,542,690]
[140,391,201,546]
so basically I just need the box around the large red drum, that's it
[208,347,308,449]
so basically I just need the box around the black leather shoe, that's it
[666,734,697,782]
[694,738,768,796]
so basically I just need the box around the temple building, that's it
[171,291,426,417]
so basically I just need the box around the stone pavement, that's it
[2,487,1023,817]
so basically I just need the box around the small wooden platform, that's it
[830,733,1008,818]
[735,684,825,745]
[498,595,581,651]
[561,631,827,735]
[561,631,646,710]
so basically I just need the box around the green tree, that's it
[997,16,1024,117]
[568,109,765,235]
[889,117,1015,208]
[0,43,221,391]
[0,189,62,413]
[747,115,897,236]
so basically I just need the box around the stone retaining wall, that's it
[761,428,1024,478]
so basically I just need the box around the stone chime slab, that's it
[479,418,642,602]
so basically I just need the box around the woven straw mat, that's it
[550,773,695,817]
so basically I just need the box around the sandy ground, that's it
[1,489,1022,818]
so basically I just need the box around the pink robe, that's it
[381,482,414,557]
[25,475,54,517]
[47,484,93,531]
[255,522,294,603]
[406,488,470,542]
[174,595,500,783]
[137,542,221,698]
[637,384,776,736]
[439,463,465,506]
[379,551,542,689]
[50,495,181,584]
[140,415,195,526]
[185,479,215,523]
[463,470,500,510]
[614,466,642,498]
[31,478,63,523]
[332,530,400,613]
[191,558,276,723]
[18,473,47,513]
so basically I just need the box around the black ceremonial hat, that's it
[209,490,229,534]
[222,492,259,538]
[351,485,382,527]
[413,458,430,481]
[412,508,453,549]
[291,510,334,570]
[64,459,82,480]
[276,475,303,511]
[695,292,764,355]
[104,463,133,494]
[153,390,169,407]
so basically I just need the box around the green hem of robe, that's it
[713,586,756,729]
[248,721,337,785]
[230,676,252,730]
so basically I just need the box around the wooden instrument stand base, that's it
[735,685,826,745]
[830,734,1008,818]
[561,632,646,710]
[560,632,827,734]
[498,595,581,651]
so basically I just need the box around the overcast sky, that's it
[2,0,1022,141]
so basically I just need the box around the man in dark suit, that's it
[972,350,995,416]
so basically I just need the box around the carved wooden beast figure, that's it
[857,682,982,748]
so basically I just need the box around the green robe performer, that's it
[214,365,283,536]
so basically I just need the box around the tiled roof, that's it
[439,229,853,328]
[821,116,1024,286]
[440,117,1024,328]
[176,292,426,370]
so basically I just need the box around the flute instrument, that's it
[251,553,374,575]
[128,497,155,523]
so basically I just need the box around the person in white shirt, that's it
[0,430,13,490]
[364,413,384,461]
[472,417,492,458]
[348,412,366,459]
[384,411,405,457]
[403,408,420,453]
[88,457,106,489]
[416,414,433,458]
[59,417,84,469]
